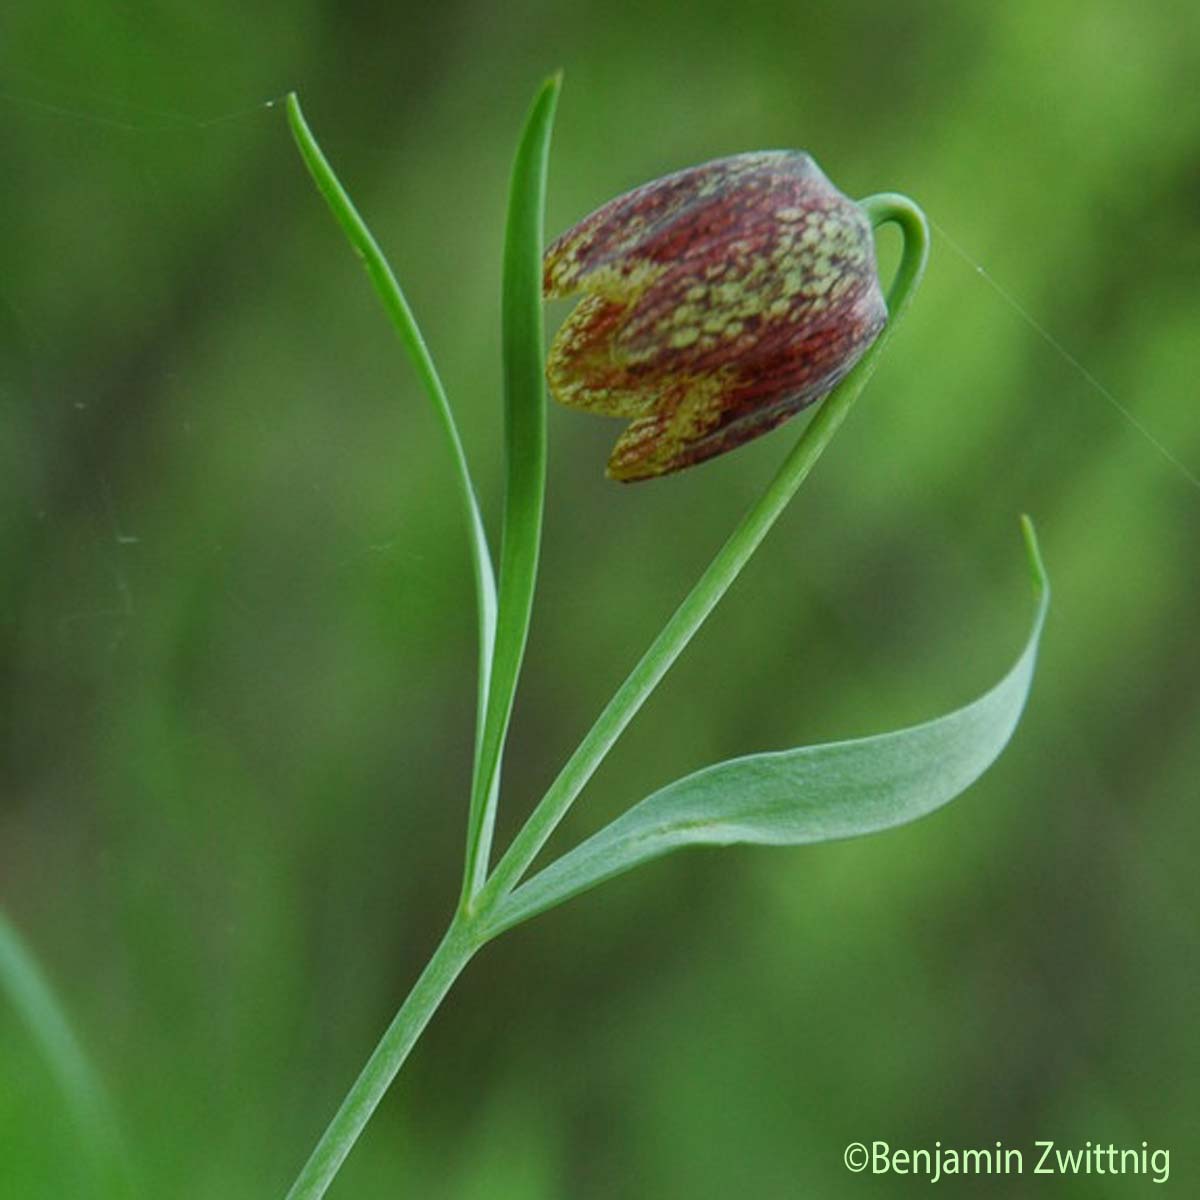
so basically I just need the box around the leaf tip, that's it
[534,72,564,115]
[1018,513,1049,598]
[284,92,309,147]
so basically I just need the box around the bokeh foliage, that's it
[2,2,1197,1196]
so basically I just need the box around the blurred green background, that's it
[2,2,1197,1196]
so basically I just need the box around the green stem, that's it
[283,920,479,1200]
[858,192,928,328]
[477,192,930,909]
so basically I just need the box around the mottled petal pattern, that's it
[544,152,887,481]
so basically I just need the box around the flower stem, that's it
[477,193,930,910]
[282,920,479,1200]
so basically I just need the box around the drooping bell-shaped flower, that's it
[544,152,888,481]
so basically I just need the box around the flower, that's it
[544,152,888,481]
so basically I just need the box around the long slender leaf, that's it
[285,94,499,812]
[0,908,128,1195]
[462,75,562,900]
[482,517,1049,938]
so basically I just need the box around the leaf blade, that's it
[484,518,1049,937]
[0,909,129,1195]
[284,92,499,821]
[462,74,562,899]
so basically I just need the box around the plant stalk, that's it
[283,920,479,1200]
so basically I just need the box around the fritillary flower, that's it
[544,153,887,480]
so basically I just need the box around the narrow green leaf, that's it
[284,93,499,812]
[0,909,128,1196]
[483,518,1049,937]
[462,74,562,901]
